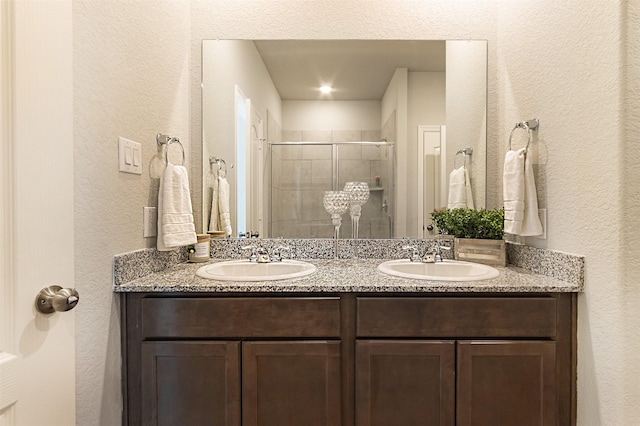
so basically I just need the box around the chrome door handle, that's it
[36,285,79,314]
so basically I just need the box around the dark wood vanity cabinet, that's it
[122,293,576,426]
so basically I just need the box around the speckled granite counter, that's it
[114,258,582,293]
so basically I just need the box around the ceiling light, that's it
[320,85,332,94]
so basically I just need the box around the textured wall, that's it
[70,0,638,424]
[73,1,190,424]
[188,1,638,424]
[621,0,640,421]
[495,2,634,424]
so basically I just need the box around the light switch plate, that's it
[118,137,142,175]
[143,207,157,237]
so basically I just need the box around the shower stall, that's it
[269,141,395,239]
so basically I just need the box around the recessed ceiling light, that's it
[320,85,332,94]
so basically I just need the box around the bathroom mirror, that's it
[202,39,487,239]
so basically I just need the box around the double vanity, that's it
[115,239,582,426]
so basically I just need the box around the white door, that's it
[249,107,264,237]
[0,1,76,425]
[417,125,447,237]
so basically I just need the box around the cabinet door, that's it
[242,341,341,426]
[356,340,455,426]
[457,340,557,426]
[141,341,240,426]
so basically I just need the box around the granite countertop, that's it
[114,258,581,293]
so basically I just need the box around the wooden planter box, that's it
[454,238,506,267]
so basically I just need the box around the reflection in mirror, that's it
[202,40,487,239]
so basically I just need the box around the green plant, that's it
[431,208,504,240]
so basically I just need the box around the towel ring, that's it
[209,156,228,175]
[508,119,539,151]
[453,148,473,169]
[156,134,185,166]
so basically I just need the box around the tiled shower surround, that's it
[271,129,394,239]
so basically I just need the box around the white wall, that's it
[282,100,380,132]
[201,40,281,232]
[67,1,638,424]
[407,71,445,235]
[495,2,634,424]
[381,68,408,236]
[446,40,487,209]
[73,1,191,425]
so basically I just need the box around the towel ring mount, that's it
[508,119,539,151]
[453,147,473,169]
[156,134,185,166]
[209,156,229,175]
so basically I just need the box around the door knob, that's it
[36,285,79,314]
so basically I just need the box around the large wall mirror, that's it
[202,40,487,239]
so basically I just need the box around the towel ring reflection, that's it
[453,147,473,169]
[156,134,185,165]
[508,119,539,151]
[209,156,228,175]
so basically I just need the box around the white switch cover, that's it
[118,137,142,175]
[143,207,157,237]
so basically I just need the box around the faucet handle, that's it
[241,245,258,262]
[272,245,291,262]
[402,245,421,262]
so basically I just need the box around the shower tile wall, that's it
[271,129,392,239]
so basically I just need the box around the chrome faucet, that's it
[427,241,452,263]
[402,245,421,262]
[271,246,290,262]
[256,248,270,263]
[403,242,451,263]
[241,245,290,263]
[242,245,270,262]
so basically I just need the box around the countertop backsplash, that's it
[113,238,584,289]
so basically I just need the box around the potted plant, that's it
[431,207,506,266]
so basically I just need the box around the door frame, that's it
[417,125,446,237]
[0,0,19,419]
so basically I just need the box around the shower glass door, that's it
[270,142,394,239]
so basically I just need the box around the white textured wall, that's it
[188,1,639,424]
[73,1,190,425]
[496,2,634,424]
[622,0,640,422]
[69,0,638,424]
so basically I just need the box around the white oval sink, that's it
[377,259,500,282]
[196,259,316,281]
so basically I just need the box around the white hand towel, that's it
[207,173,220,233]
[520,149,543,236]
[217,175,232,237]
[464,166,475,209]
[503,148,526,235]
[157,163,197,251]
[448,166,467,209]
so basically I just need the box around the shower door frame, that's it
[269,141,395,239]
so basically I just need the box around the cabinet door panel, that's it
[141,341,240,426]
[457,340,557,426]
[242,341,341,426]
[356,340,455,426]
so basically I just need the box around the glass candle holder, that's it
[323,190,350,258]
[344,182,370,239]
